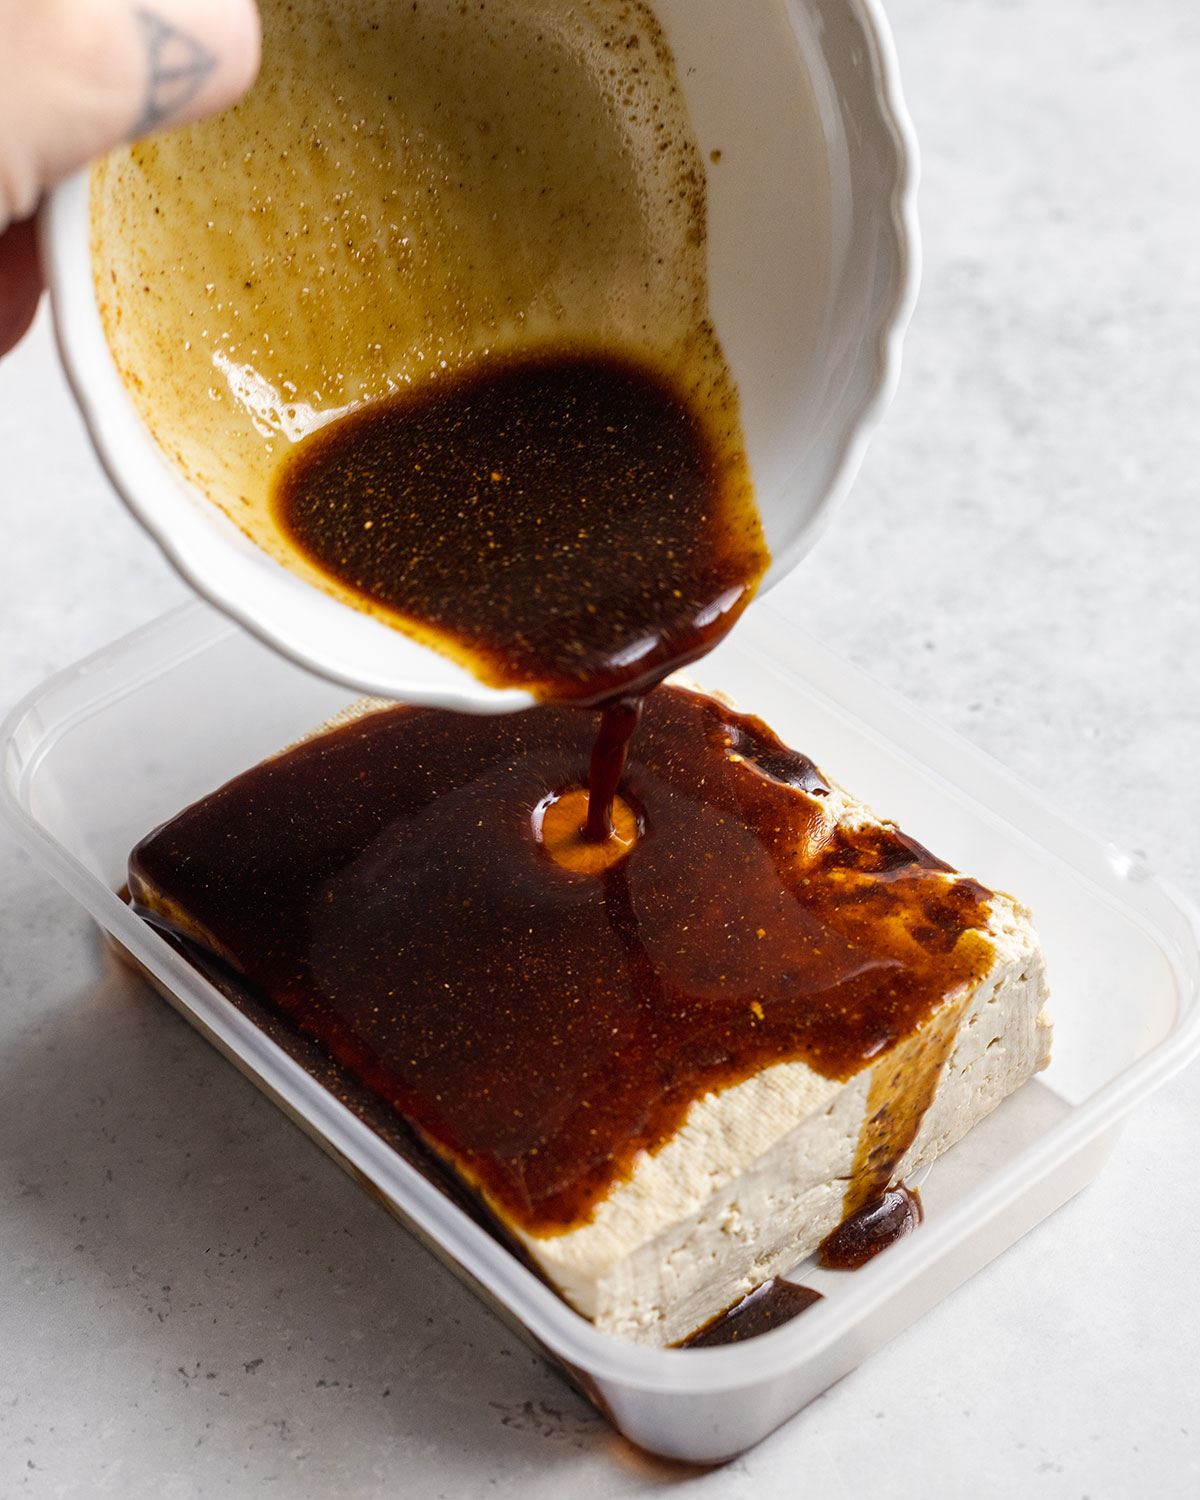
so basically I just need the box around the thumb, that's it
[0,0,261,230]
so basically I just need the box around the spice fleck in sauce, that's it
[272,348,767,706]
[129,687,995,1237]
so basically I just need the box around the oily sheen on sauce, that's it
[129,688,995,1238]
[272,345,767,844]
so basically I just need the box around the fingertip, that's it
[130,1,264,138]
[232,1,264,107]
[4,2,267,206]
[0,218,44,359]
[177,0,263,126]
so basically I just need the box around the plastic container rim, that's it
[4,599,1199,1398]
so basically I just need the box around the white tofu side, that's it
[514,892,1051,1348]
[135,692,1053,1349]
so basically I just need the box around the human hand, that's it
[0,0,260,355]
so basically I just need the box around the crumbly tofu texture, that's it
[518,880,1049,1346]
[313,694,1050,1346]
[149,691,1052,1349]
[450,685,1048,1347]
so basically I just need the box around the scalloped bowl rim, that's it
[41,0,920,710]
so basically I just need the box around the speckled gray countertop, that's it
[2,1,1198,1494]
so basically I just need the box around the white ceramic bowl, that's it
[41,0,919,711]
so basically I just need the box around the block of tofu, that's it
[519,875,1049,1345]
[128,686,1051,1349]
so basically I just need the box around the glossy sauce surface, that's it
[91,0,762,680]
[819,1184,924,1270]
[273,349,766,703]
[682,1279,822,1348]
[129,687,995,1236]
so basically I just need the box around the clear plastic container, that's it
[3,600,1198,1463]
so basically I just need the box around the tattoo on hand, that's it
[132,8,217,137]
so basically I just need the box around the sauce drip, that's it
[819,1185,924,1270]
[585,696,644,844]
[272,349,767,707]
[128,687,995,1237]
[839,988,972,1228]
[682,1279,822,1348]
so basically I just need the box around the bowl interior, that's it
[47,0,916,706]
